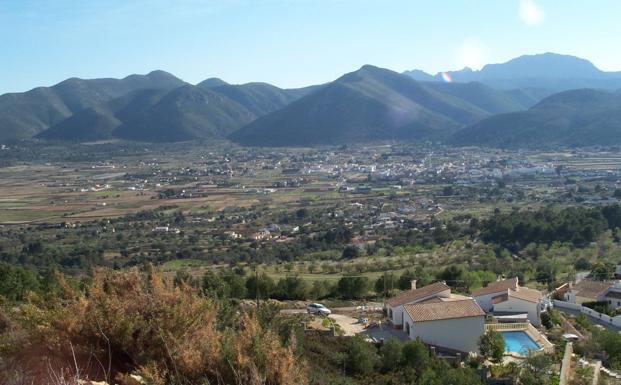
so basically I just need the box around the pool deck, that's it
[485,322,554,354]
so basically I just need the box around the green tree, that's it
[375,272,397,296]
[478,330,505,363]
[519,353,556,385]
[274,276,309,300]
[347,335,377,375]
[398,270,417,290]
[337,275,369,299]
[591,262,613,281]
[341,245,360,259]
[245,273,275,300]
[0,263,40,301]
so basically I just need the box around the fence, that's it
[553,299,621,328]
[485,323,530,331]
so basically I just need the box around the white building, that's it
[386,281,451,327]
[615,261,621,279]
[564,280,611,305]
[471,277,518,312]
[598,281,621,310]
[472,277,544,326]
[402,299,486,353]
[491,286,544,326]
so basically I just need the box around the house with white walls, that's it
[471,277,519,312]
[472,277,544,326]
[564,280,611,305]
[386,281,451,327]
[402,298,486,353]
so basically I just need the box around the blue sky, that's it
[1,0,621,93]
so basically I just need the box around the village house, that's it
[386,280,485,353]
[402,298,486,353]
[565,280,621,310]
[600,282,621,310]
[251,228,272,241]
[472,277,544,326]
[386,281,451,327]
[564,280,612,305]
[471,277,518,312]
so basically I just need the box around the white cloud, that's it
[519,0,545,26]
[455,39,490,70]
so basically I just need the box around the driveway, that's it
[330,313,365,336]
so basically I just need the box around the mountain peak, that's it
[480,52,602,78]
[402,69,434,81]
[198,78,229,89]
[145,70,178,79]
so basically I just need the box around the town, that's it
[2,141,621,384]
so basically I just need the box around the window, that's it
[405,322,410,335]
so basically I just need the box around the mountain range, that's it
[230,65,538,146]
[37,79,318,142]
[2,52,621,148]
[404,53,621,92]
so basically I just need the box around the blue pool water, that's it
[501,331,541,354]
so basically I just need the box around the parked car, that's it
[306,303,331,316]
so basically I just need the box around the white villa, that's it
[565,280,621,310]
[402,298,486,353]
[472,277,544,326]
[563,280,611,304]
[386,281,451,327]
[386,281,487,353]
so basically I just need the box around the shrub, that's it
[1,268,306,385]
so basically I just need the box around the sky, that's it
[1,0,621,93]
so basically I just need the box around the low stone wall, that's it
[553,299,621,328]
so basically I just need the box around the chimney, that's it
[411,280,417,290]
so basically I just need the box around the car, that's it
[306,303,331,316]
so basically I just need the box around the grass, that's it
[0,209,60,223]
[162,258,213,269]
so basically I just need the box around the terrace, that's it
[485,322,554,355]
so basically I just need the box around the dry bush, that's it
[0,267,306,385]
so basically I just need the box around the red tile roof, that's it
[509,286,542,303]
[404,299,485,323]
[571,280,611,300]
[471,277,518,297]
[386,281,450,307]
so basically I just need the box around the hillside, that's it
[38,80,317,142]
[451,89,621,148]
[230,65,530,146]
[420,81,542,112]
[0,71,185,142]
[39,85,255,142]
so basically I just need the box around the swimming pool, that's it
[501,331,541,355]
